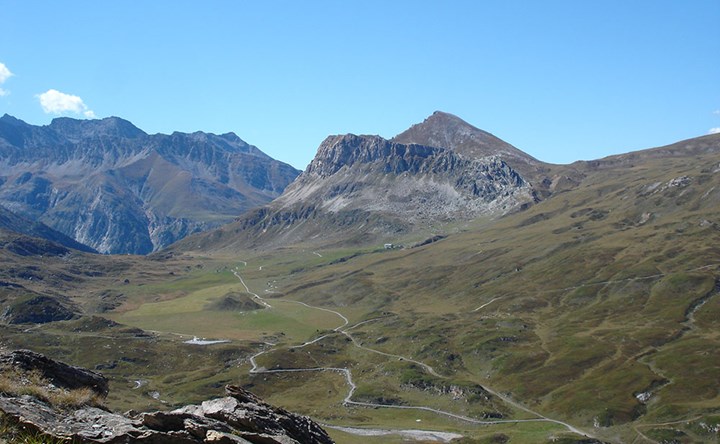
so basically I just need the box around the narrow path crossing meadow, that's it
[232,266,271,308]
[542,263,720,293]
[472,297,503,312]
[232,261,595,439]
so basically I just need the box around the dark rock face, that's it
[303,134,527,198]
[0,350,334,443]
[0,114,300,254]
[0,349,109,396]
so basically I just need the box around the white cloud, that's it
[713,110,720,115]
[0,62,13,96]
[0,63,12,83]
[709,128,720,135]
[37,89,95,118]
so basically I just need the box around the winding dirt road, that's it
[233,261,595,439]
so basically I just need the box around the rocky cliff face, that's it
[277,133,532,220]
[0,349,335,444]
[0,115,300,254]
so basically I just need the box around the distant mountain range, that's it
[0,115,300,254]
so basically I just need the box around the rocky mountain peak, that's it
[218,131,243,142]
[255,130,535,248]
[393,111,540,166]
[49,116,147,140]
[0,114,27,127]
[0,115,33,148]
[419,110,476,130]
[172,113,560,251]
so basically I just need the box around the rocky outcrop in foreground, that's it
[0,350,334,444]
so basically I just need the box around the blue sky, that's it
[1,1,719,169]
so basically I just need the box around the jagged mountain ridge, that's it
[277,133,531,217]
[176,114,539,252]
[0,115,300,254]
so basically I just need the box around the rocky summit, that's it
[177,113,541,251]
[393,111,541,169]
[0,115,300,254]
[277,133,533,221]
[393,111,558,198]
